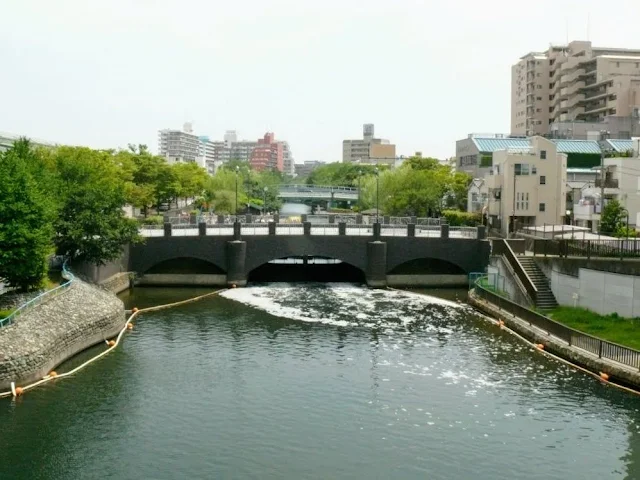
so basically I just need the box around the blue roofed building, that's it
[456,133,607,177]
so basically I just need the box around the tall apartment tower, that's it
[158,122,200,164]
[511,40,640,136]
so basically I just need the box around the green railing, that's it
[0,261,75,328]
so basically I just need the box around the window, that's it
[531,166,537,174]
[540,150,547,159]
[537,96,542,100]
[539,203,546,212]
[515,163,529,175]
[616,62,620,68]
[540,175,546,184]
[537,85,542,89]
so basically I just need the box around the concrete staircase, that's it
[518,257,558,311]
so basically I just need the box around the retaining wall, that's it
[0,280,124,391]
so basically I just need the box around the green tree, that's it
[0,139,55,290]
[52,147,141,265]
[599,199,626,235]
[173,162,208,204]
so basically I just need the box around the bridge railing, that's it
[140,222,485,239]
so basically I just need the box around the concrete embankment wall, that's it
[0,280,125,391]
[535,257,640,317]
[135,274,227,287]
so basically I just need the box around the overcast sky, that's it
[2,0,639,162]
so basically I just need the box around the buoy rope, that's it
[469,293,640,397]
[0,288,226,399]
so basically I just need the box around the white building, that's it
[482,137,568,236]
[158,122,200,164]
[0,131,57,152]
[573,138,640,232]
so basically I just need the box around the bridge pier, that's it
[226,241,247,287]
[233,222,242,240]
[366,241,387,288]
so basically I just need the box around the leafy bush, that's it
[138,215,164,226]
[442,210,481,226]
[0,309,15,319]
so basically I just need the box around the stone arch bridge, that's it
[128,222,490,288]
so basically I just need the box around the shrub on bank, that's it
[442,210,481,226]
[138,215,164,226]
[0,309,15,319]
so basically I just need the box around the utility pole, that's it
[511,163,517,237]
[599,130,609,220]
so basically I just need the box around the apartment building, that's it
[456,133,601,178]
[250,132,284,172]
[483,137,567,236]
[295,160,325,177]
[0,131,57,152]
[158,123,200,164]
[281,141,295,176]
[511,40,640,136]
[573,138,640,231]
[343,124,396,163]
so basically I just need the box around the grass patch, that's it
[0,309,15,319]
[548,306,640,350]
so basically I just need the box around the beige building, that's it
[483,137,567,236]
[512,41,640,136]
[343,123,396,163]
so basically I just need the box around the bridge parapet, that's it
[141,222,481,239]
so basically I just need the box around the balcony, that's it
[595,178,619,189]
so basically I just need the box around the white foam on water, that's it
[220,283,464,330]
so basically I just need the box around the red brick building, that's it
[250,132,284,172]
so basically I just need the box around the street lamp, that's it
[375,167,380,224]
[358,169,363,211]
[235,165,240,222]
[263,186,268,215]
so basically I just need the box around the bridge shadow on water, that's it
[249,257,365,283]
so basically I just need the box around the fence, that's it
[474,279,640,370]
[532,238,640,259]
[0,261,75,328]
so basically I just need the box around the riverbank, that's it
[0,278,125,391]
[469,290,640,390]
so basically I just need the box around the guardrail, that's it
[0,261,75,328]
[493,239,538,303]
[532,239,640,259]
[474,279,640,370]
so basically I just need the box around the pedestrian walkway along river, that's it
[2,283,640,479]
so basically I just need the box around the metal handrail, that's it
[474,278,640,370]
[0,261,75,328]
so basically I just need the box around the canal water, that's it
[2,284,640,479]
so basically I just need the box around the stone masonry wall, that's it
[0,279,125,391]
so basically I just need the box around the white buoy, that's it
[10,382,16,397]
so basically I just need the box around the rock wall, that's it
[0,279,125,391]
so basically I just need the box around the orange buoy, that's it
[127,323,134,330]
[132,307,139,313]
[232,284,237,288]
[498,320,505,328]
[15,387,23,396]
[108,340,116,347]
[536,343,545,350]
[49,371,57,378]
[600,372,610,381]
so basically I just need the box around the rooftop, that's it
[605,139,635,153]
[470,137,603,155]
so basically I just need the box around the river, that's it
[2,284,640,479]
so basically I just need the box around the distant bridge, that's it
[277,185,358,201]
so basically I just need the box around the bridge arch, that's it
[248,256,365,283]
[144,257,226,275]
